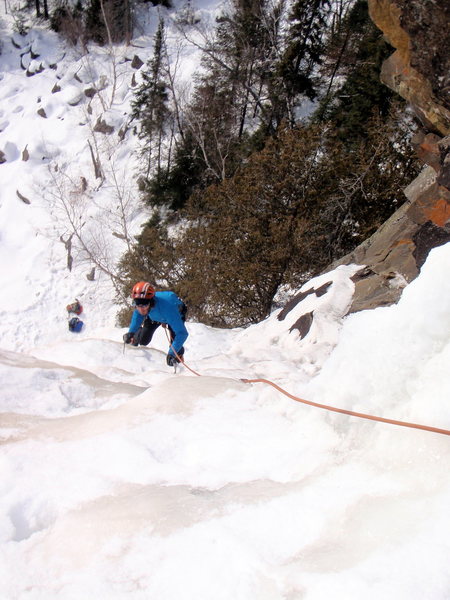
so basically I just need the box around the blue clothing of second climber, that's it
[128,291,188,356]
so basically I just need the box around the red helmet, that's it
[131,281,155,300]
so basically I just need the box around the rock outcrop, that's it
[330,148,450,314]
[339,0,450,314]
[281,0,450,330]
[368,0,450,135]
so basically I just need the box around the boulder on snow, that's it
[67,93,83,106]
[54,82,84,106]
[93,117,114,135]
[30,44,40,60]
[16,190,31,205]
[278,282,331,338]
[84,87,97,98]
[1,141,19,162]
[20,53,31,71]
[131,55,144,69]
[11,33,30,50]
[26,60,45,76]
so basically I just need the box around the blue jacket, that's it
[129,291,188,355]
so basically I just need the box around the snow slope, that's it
[1,5,450,599]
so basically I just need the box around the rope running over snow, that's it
[241,378,450,437]
[165,331,450,437]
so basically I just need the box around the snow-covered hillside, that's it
[1,5,450,599]
[0,0,219,352]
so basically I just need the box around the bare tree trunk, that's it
[124,0,132,44]
[35,0,48,18]
[87,139,103,180]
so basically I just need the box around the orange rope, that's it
[164,327,202,377]
[241,378,450,437]
[178,356,202,377]
[163,329,450,437]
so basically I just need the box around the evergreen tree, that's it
[50,1,83,44]
[131,19,170,178]
[314,0,394,141]
[142,130,204,210]
[318,104,420,259]
[84,0,105,44]
[84,0,132,45]
[270,0,332,126]
[35,0,49,19]
[183,69,243,184]
[213,0,276,133]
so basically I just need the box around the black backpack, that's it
[68,317,84,332]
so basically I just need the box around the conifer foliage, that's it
[174,124,327,325]
[131,19,170,178]
[50,0,132,45]
[118,0,421,327]
[271,0,331,126]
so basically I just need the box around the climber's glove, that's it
[123,332,134,345]
[166,354,178,367]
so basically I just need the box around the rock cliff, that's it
[327,0,449,315]
[340,0,450,314]
[369,0,450,135]
[281,0,449,332]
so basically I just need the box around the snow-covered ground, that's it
[1,4,450,599]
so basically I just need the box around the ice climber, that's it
[123,281,188,367]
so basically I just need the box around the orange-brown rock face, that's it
[330,0,450,314]
[368,0,450,136]
[281,1,450,326]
